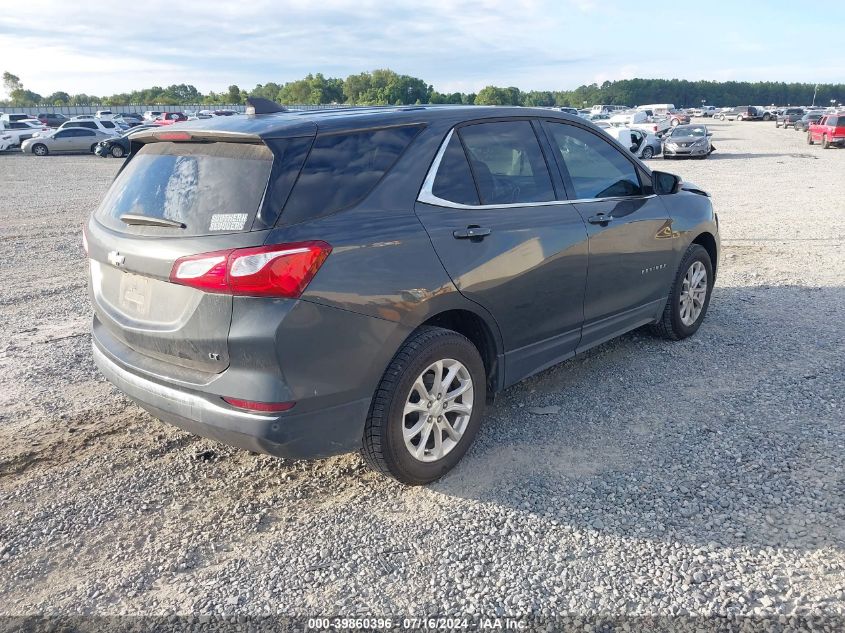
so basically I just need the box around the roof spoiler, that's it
[245,97,287,115]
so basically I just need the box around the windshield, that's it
[671,126,706,137]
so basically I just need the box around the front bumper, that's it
[93,341,372,459]
[663,144,709,156]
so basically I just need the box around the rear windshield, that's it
[279,125,422,225]
[95,142,274,236]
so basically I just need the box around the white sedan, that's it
[603,126,662,159]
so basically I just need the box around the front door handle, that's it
[453,226,492,239]
[587,214,614,225]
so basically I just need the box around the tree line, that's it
[3,70,842,108]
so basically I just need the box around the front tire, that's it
[641,146,654,159]
[362,327,487,485]
[651,244,714,341]
[807,132,814,145]
[32,143,48,156]
[110,144,125,158]
[822,134,830,149]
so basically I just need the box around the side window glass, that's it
[431,133,480,206]
[55,130,70,138]
[457,121,554,205]
[546,123,643,199]
[282,125,422,224]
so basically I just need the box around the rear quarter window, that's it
[279,125,422,225]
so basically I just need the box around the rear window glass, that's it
[94,142,274,237]
[280,125,422,225]
[431,133,480,205]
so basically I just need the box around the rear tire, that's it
[650,244,714,341]
[362,326,486,485]
[822,134,830,149]
[641,146,654,159]
[763,113,771,121]
[32,143,48,156]
[807,133,814,145]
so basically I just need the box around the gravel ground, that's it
[0,121,843,626]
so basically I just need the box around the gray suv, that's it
[87,100,719,484]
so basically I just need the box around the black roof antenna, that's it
[245,97,287,115]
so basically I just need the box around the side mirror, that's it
[653,170,682,195]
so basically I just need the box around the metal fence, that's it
[3,103,352,116]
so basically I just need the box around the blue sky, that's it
[1,0,844,97]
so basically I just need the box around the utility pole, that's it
[812,84,818,107]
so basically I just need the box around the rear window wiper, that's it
[119,214,185,228]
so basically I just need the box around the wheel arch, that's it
[692,231,718,280]
[420,308,503,397]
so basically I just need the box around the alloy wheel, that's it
[679,261,707,326]
[402,358,474,462]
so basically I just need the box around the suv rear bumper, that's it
[93,337,372,459]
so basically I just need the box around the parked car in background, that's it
[0,132,12,152]
[142,110,164,121]
[36,112,70,127]
[94,124,158,158]
[666,110,691,126]
[775,108,805,128]
[0,113,31,123]
[21,127,115,155]
[95,110,115,120]
[714,107,744,121]
[807,113,845,148]
[55,118,120,135]
[118,113,144,125]
[556,107,579,116]
[793,112,824,132]
[153,112,188,125]
[603,125,662,159]
[71,114,96,120]
[86,103,719,484]
[0,119,51,146]
[663,124,714,159]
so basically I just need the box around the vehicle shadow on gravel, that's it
[707,152,819,160]
[434,284,845,554]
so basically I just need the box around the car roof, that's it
[144,105,588,140]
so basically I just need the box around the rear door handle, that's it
[587,214,614,225]
[453,226,492,239]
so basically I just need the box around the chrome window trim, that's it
[417,127,656,210]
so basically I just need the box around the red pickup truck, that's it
[807,113,845,148]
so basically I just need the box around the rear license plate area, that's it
[118,272,152,317]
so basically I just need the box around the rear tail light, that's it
[222,397,295,413]
[170,241,331,298]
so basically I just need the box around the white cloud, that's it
[1,0,841,97]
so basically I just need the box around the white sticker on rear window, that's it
[209,213,248,231]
